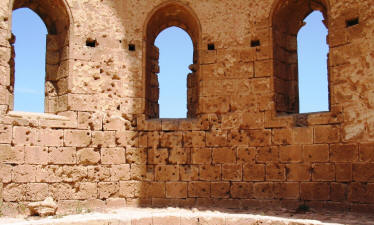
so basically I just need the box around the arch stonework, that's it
[0,0,373,216]
[6,0,73,114]
[143,1,201,118]
[271,0,330,114]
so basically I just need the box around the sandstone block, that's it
[330,144,358,162]
[77,148,100,165]
[253,182,278,199]
[359,143,374,162]
[206,129,227,147]
[13,126,38,146]
[39,129,63,147]
[3,183,26,201]
[272,128,292,145]
[254,60,272,77]
[312,163,335,181]
[148,148,168,164]
[91,131,116,147]
[35,165,63,183]
[64,130,91,147]
[48,147,76,164]
[98,182,119,199]
[335,163,352,182]
[130,164,154,181]
[211,182,230,198]
[248,130,271,147]
[179,165,199,181]
[212,147,236,164]
[119,181,140,198]
[303,144,329,162]
[169,148,189,164]
[331,182,347,202]
[147,131,160,148]
[88,166,111,182]
[78,112,103,130]
[279,182,300,200]
[314,125,340,143]
[191,148,211,164]
[188,181,210,197]
[61,166,87,183]
[142,182,165,198]
[222,164,242,181]
[0,124,11,143]
[237,147,256,164]
[25,146,48,165]
[256,146,278,162]
[12,165,36,182]
[116,131,138,147]
[243,164,265,181]
[160,132,183,148]
[74,182,98,200]
[292,127,313,144]
[300,182,330,200]
[101,148,126,164]
[286,164,311,181]
[183,131,205,147]
[155,165,179,181]
[166,182,187,198]
[111,164,130,181]
[266,163,286,181]
[241,112,264,129]
[25,183,48,201]
[199,164,221,181]
[230,182,253,199]
[126,148,147,164]
[279,145,302,163]
[0,145,24,164]
[352,163,374,182]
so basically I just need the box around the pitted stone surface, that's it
[0,0,374,217]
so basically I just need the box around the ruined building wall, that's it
[0,0,374,216]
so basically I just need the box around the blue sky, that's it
[12,8,328,116]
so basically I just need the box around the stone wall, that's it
[0,0,374,216]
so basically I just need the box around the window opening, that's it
[297,11,329,113]
[346,17,359,27]
[154,26,193,118]
[12,8,47,112]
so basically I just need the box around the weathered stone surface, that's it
[28,197,57,217]
[0,0,373,215]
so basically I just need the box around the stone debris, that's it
[28,197,57,217]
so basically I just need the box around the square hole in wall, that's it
[251,40,260,47]
[208,43,215,50]
[128,44,136,51]
[346,17,359,27]
[86,38,97,47]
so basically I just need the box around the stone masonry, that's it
[0,0,374,216]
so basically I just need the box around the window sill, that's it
[7,111,69,121]
[138,116,209,131]
[4,111,77,128]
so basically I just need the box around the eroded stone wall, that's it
[0,0,374,216]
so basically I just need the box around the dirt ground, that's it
[1,206,374,225]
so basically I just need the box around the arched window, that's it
[272,0,330,115]
[154,26,193,118]
[144,2,201,119]
[297,11,329,113]
[9,0,70,114]
[12,8,47,112]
